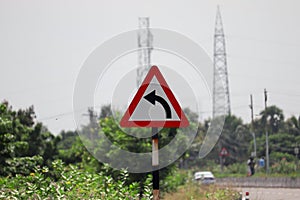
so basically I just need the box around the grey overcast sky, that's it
[1,0,300,134]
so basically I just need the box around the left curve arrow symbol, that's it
[143,90,172,119]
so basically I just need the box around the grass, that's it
[163,182,241,200]
[214,172,300,179]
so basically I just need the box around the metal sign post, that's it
[219,147,229,172]
[152,127,159,200]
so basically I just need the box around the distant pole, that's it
[250,95,254,123]
[295,144,299,170]
[249,94,257,157]
[152,127,159,200]
[264,89,270,173]
[219,153,224,173]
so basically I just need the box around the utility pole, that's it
[264,89,270,173]
[295,143,299,170]
[219,144,224,173]
[249,94,257,157]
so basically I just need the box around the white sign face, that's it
[130,76,180,121]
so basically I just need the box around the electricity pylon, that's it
[213,6,231,118]
[137,17,153,87]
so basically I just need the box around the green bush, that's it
[163,183,242,200]
[270,152,295,164]
[271,159,296,174]
[4,155,43,176]
[0,160,152,200]
[160,169,187,195]
[225,163,247,174]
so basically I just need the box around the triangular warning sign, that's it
[219,147,229,156]
[120,66,189,128]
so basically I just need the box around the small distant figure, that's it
[259,157,265,168]
[247,156,255,176]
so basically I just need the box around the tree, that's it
[99,104,112,119]
[200,115,252,167]
[0,101,58,175]
[0,103,31,175]
[57,130,91,165]
[259,105,284,134]
[253,106,299,168]
[220,115,252,164]
[285,116,300,137]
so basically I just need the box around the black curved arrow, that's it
[143,90,171,119]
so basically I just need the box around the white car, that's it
[194,171,216,185]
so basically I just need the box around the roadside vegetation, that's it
[0,160,152,199]
[185,105,300,178]
[0,101,299,199]
[164,183,241,200]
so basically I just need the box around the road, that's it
[236,187,300,200]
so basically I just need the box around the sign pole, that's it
[152,127,159,200]
[119,66,190,200]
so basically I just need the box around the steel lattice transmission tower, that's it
[137,17,153,87]
[213,7,231,118]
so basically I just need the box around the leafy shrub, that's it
[3,155,43,176]
[225,163,247,174]
[0,160,152,200]
[160,169,187,195]
[270,152,294,164]
[271,158,296,174]
[163,183,241,200]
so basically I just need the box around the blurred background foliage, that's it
[0,101,300,199]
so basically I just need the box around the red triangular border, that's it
[219,147,229,156]
[120,66,189,128]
